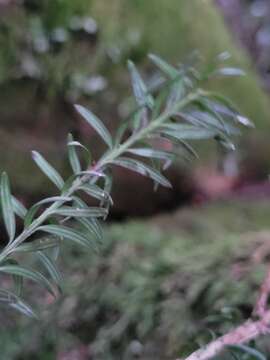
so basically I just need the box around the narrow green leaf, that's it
[148,55,186,108]
[0,185,27,219]
[114,106,147,146]
[0,265,56,297]
[67,136,91,171]
[166,80,185,108]
[1,172,16,243]
[114,120,131,146]
[228,349,241,360]
[77,218,103,243]
[207,93,254,128]
[37,252,63,289]
[61,170,105,195]
[195,97,228,134]
[215,135,236,151]
[24,196,71,227]
[127,60,154,109]
[215,67,245,77]
[179,110,241,135]
[148,54,179,78]
[161,125,218,140]
[49,244,60,261]
[10,299,38,319]
[111,157,172,188]
[52,206,108,218]
[67,133,81,173]
[38,225,95,249]
[11,196,27,219]
[72,196,103,240]
[160,133,199,159]
[229,345,266,360]
[78,184,113,204]
[32,151,64,190]
[127,148,175,161]
[100,171,113,211]
[0,289,38,318]
[75,104,113,149]
[132,107,147,131]
[152,85,171,119]
[15,237,60,253]
[5,259,23,296]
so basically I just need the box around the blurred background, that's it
[1,0,270,359]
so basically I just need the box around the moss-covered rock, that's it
[92,0,270,130]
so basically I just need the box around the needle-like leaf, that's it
[111,157,172,188]
[0,265,56,297]
[37,252,63,290]
[52,206,108,218]
[67,133,81,174]
[38,225,96,249]
[128,60,154,109]
[32,151,64,190]
[75,105,113,149]
[1,172,16,243]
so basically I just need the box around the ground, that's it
[2,198,270,359]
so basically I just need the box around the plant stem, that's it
[0,91,199,263]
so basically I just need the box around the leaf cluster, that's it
[0,53,252,317]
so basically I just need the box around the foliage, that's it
[0,0,98,100]
[2,0,270,204]
[0,53,252,319]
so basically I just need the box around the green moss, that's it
[91,0,270,129]
[2,200,270,359]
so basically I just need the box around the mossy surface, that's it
[92,0,270,130]
[2,199,270,359]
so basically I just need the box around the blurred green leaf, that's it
[11,196,27,219]
[128,60,154,109]
[0,265,56,297]
[24,196,71,227]
[149,53,179,78]
[67,133,81,174]
[37,251,63,290]
[0,289,37,318]
[78,183,112,203]
[32,151,64,190]
[127,148,175,161]
[67,135,91,171]
[75,105,113,149]
[15,238,60,253]
[1,172,16,243]
[73,196,103,240]
[215,67,246,77]
[161,125,218,140]
[207,93,254,128]
[111,157,172,188]
[52,206,108,218]
[38,225,96,249]
[229,344,266,360]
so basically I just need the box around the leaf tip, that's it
[1,171,7,179]
[74,104,84,117]
[127,60,135,71]
[237,115,255,128]
[31,150,38,159]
